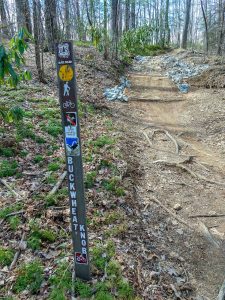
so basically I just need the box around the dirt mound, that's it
[189,66,225,88]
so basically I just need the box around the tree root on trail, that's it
[148,197,193,229]
[152,129,180,154]
[143,131,192,159]
[153,160,225,187]
[217,279,225,300]
[189,213,225,219]
[147,197,221,249]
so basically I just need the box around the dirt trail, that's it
[113,56,225,299]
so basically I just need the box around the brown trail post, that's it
[55,41,90,281]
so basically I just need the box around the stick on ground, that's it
[0,178,21,199]
[48,171,67,196]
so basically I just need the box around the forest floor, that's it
[1,46,225,299]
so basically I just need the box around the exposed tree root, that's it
[217,279,225,300]
[148,197,221,249]
[152,129,180,154]
[153,160,225,187]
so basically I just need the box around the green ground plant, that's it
[9,216,21,230]
[102,177,126,196]
[27,221,56,250]
[33,155,43,164]
[0,203,22,219]
[91,135,114,148]
[49,261,72,299]
[48,162,60,172]
[0,247,14,267]
[0,147,15,157]
[85,171,97,188]
[0,160,18,178]
[13,260,44,294]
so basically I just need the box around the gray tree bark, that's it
[131,0,135,28]
[44,0,58,52]
[64,0,70,39]
[33,0,45,82]
[0,0,9,36]
[181,0,192,49]
[111,0,119,59]
[15,0,32,33]
[125,0,130,31]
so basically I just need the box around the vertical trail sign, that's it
[55,41,90,281]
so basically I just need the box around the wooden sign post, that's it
[55,41,90,281]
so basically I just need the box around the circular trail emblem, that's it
[59,65,74,81]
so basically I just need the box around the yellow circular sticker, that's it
[59,65,74,81]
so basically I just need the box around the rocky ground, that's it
[1,45,225,299]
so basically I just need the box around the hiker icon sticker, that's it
[59,65,74,81]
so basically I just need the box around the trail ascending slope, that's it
[112,52,225,299]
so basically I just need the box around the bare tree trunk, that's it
[111,0,119,59]
[200,0,209,53]
[33,0,45,83]
[103,0,108,59]
[165,0,170,45]
[64,0,70,39]
[0,0,9,36]
[15,0,32,33]
[182,0,191,49]
[44,0,58,53]
[217,2,225,55]
[125,0,130,31]
[131,0,135,28]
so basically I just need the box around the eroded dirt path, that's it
[112,56,225,299]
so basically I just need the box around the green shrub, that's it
[9,216,21,230]
[48,162,60,171]
[34,155,43,164]
[13,260,44,294]
[0,147,15,157]
[44,121,62,137]
[49,262,72,299]
[27,227,56,250]
[119,25,165,59]
[0,203,22,219]
[85,171,97,188]
[0,248,14,267]
[92,135,114,148]
[74,279,92,298]
[0,160,18,177]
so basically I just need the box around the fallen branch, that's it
[217,279,225,300]
[5,210,25,218]
[189,213,225,219]
[30,171,53,196]
[9,232,26,270]
[0,178,21,199]
[48,171,67,196]
[152,129,180,154]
